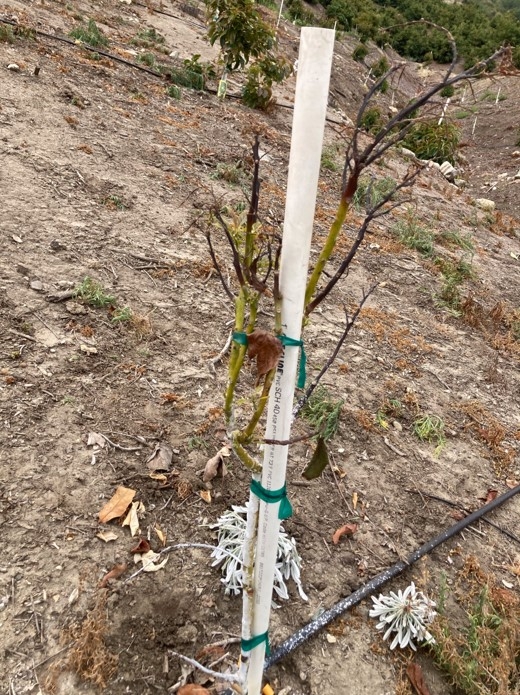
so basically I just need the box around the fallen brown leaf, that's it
[146,442,173,472]
[246,329,282,382]
[203,445,231,482]
[96,530,118,543]
[99,563,128,588]
[332,523,358,545]
[178,686,210,695]
[506,479,519,489]
[98,486,136,523]
[130,538,151,554]
[199,490,212,504]
[480,488,498,504]
[195,644,226,664]
[450,509,466,521]
[406,662,432,695]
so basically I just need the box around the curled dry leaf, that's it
[98,486,136,523]
[199,490,212,504]
[332,523,358,545]
[87,432,106,448]
[99,563,128,588]
[130,538,151,554]
[246,329,282,382]
[480,488,498,504]
[146,442,173,472]
[178,686,211,695]
[406,662,432,695]
[122,501,145,537]
[135,549,168,573]
[203,445,231,482]
[96,530,118,543]
[154,525,166,546]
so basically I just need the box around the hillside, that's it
[0,2,519,694]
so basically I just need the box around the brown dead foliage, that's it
[45,592,118,692]
[457,401,515,474]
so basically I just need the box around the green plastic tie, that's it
[250,479,293,520]
[232,332,306,388]
[241,631,270,656]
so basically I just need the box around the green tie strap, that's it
[241,631,270,655]
[232,332,306,388]
[250,479,293,520]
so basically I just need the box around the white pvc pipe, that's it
[245,27,335,694]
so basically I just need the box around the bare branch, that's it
[205,230,235,301]
[213,209,246,287]
[295,285,378,418]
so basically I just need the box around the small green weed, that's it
[70,19,109,47]
[354,175,396,211]
[321,145,340,172]
[167,85,182,99]
[413,414,446,454]
[435,255,475,312]
[302,386,344,441]
[111,306,132,323]
[103,195,127,210]
[74,277,115,308]
[393,212,435,257]
[0,25,15,43]
[430,558,520,695]
[131,27,165,47]
[138,52,157,68]
[213,163,243,184]
[440,84,455,98]
[187,436,209,451]
[439,230,474,252]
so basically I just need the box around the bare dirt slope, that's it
[0,2,519,694]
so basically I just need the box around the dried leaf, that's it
[506,479,519,489]
[178,686,210,695]
[480,488,498,504]
[302,437,329,480]
[406,662,432,695]
[332,523,358,545]
[246,329,282,382]
[150,472,168,484]
[450,509,466,521]
[136,549,168,573]
[195,645,226,664]
[352,492,358,510]
[99,563,128,588]
[146,442,173,472]
[155,526,166,546]
[96,530,118,543]
[98,486,136,523]
[130,538,151,554]
[122,501,145,536]
[203,445,231,482]
[87,432,106,448]
[199,490,212,504]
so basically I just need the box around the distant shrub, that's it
[352,44,369,62]
[440,84,455,98]
[359,106,384,134]
[401,121,460,164]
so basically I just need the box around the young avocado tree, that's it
[204,0,292,107]
[187,23,507,695]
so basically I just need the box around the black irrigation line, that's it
[264,481,520,669]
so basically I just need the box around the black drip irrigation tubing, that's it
[265,482,520,669]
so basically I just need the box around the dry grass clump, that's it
[45,591,118,691]
[457,400,515,474]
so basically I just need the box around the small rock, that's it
[11,234,23,243]
[65,301,86,315]
[392,420,402,431]
[515,170,520,180]
[440,161,456,181]
[475,198,496,212]
[299,672,307,682]
[454,178,466,188]
[400,147,416,159]
[50,239,66,251]
[7,63,20,72]
[325,633,337,643]
[30,280,44,292]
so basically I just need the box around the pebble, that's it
[392,420,402,431]
[475,198,495,212]
[7,63,20,72]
